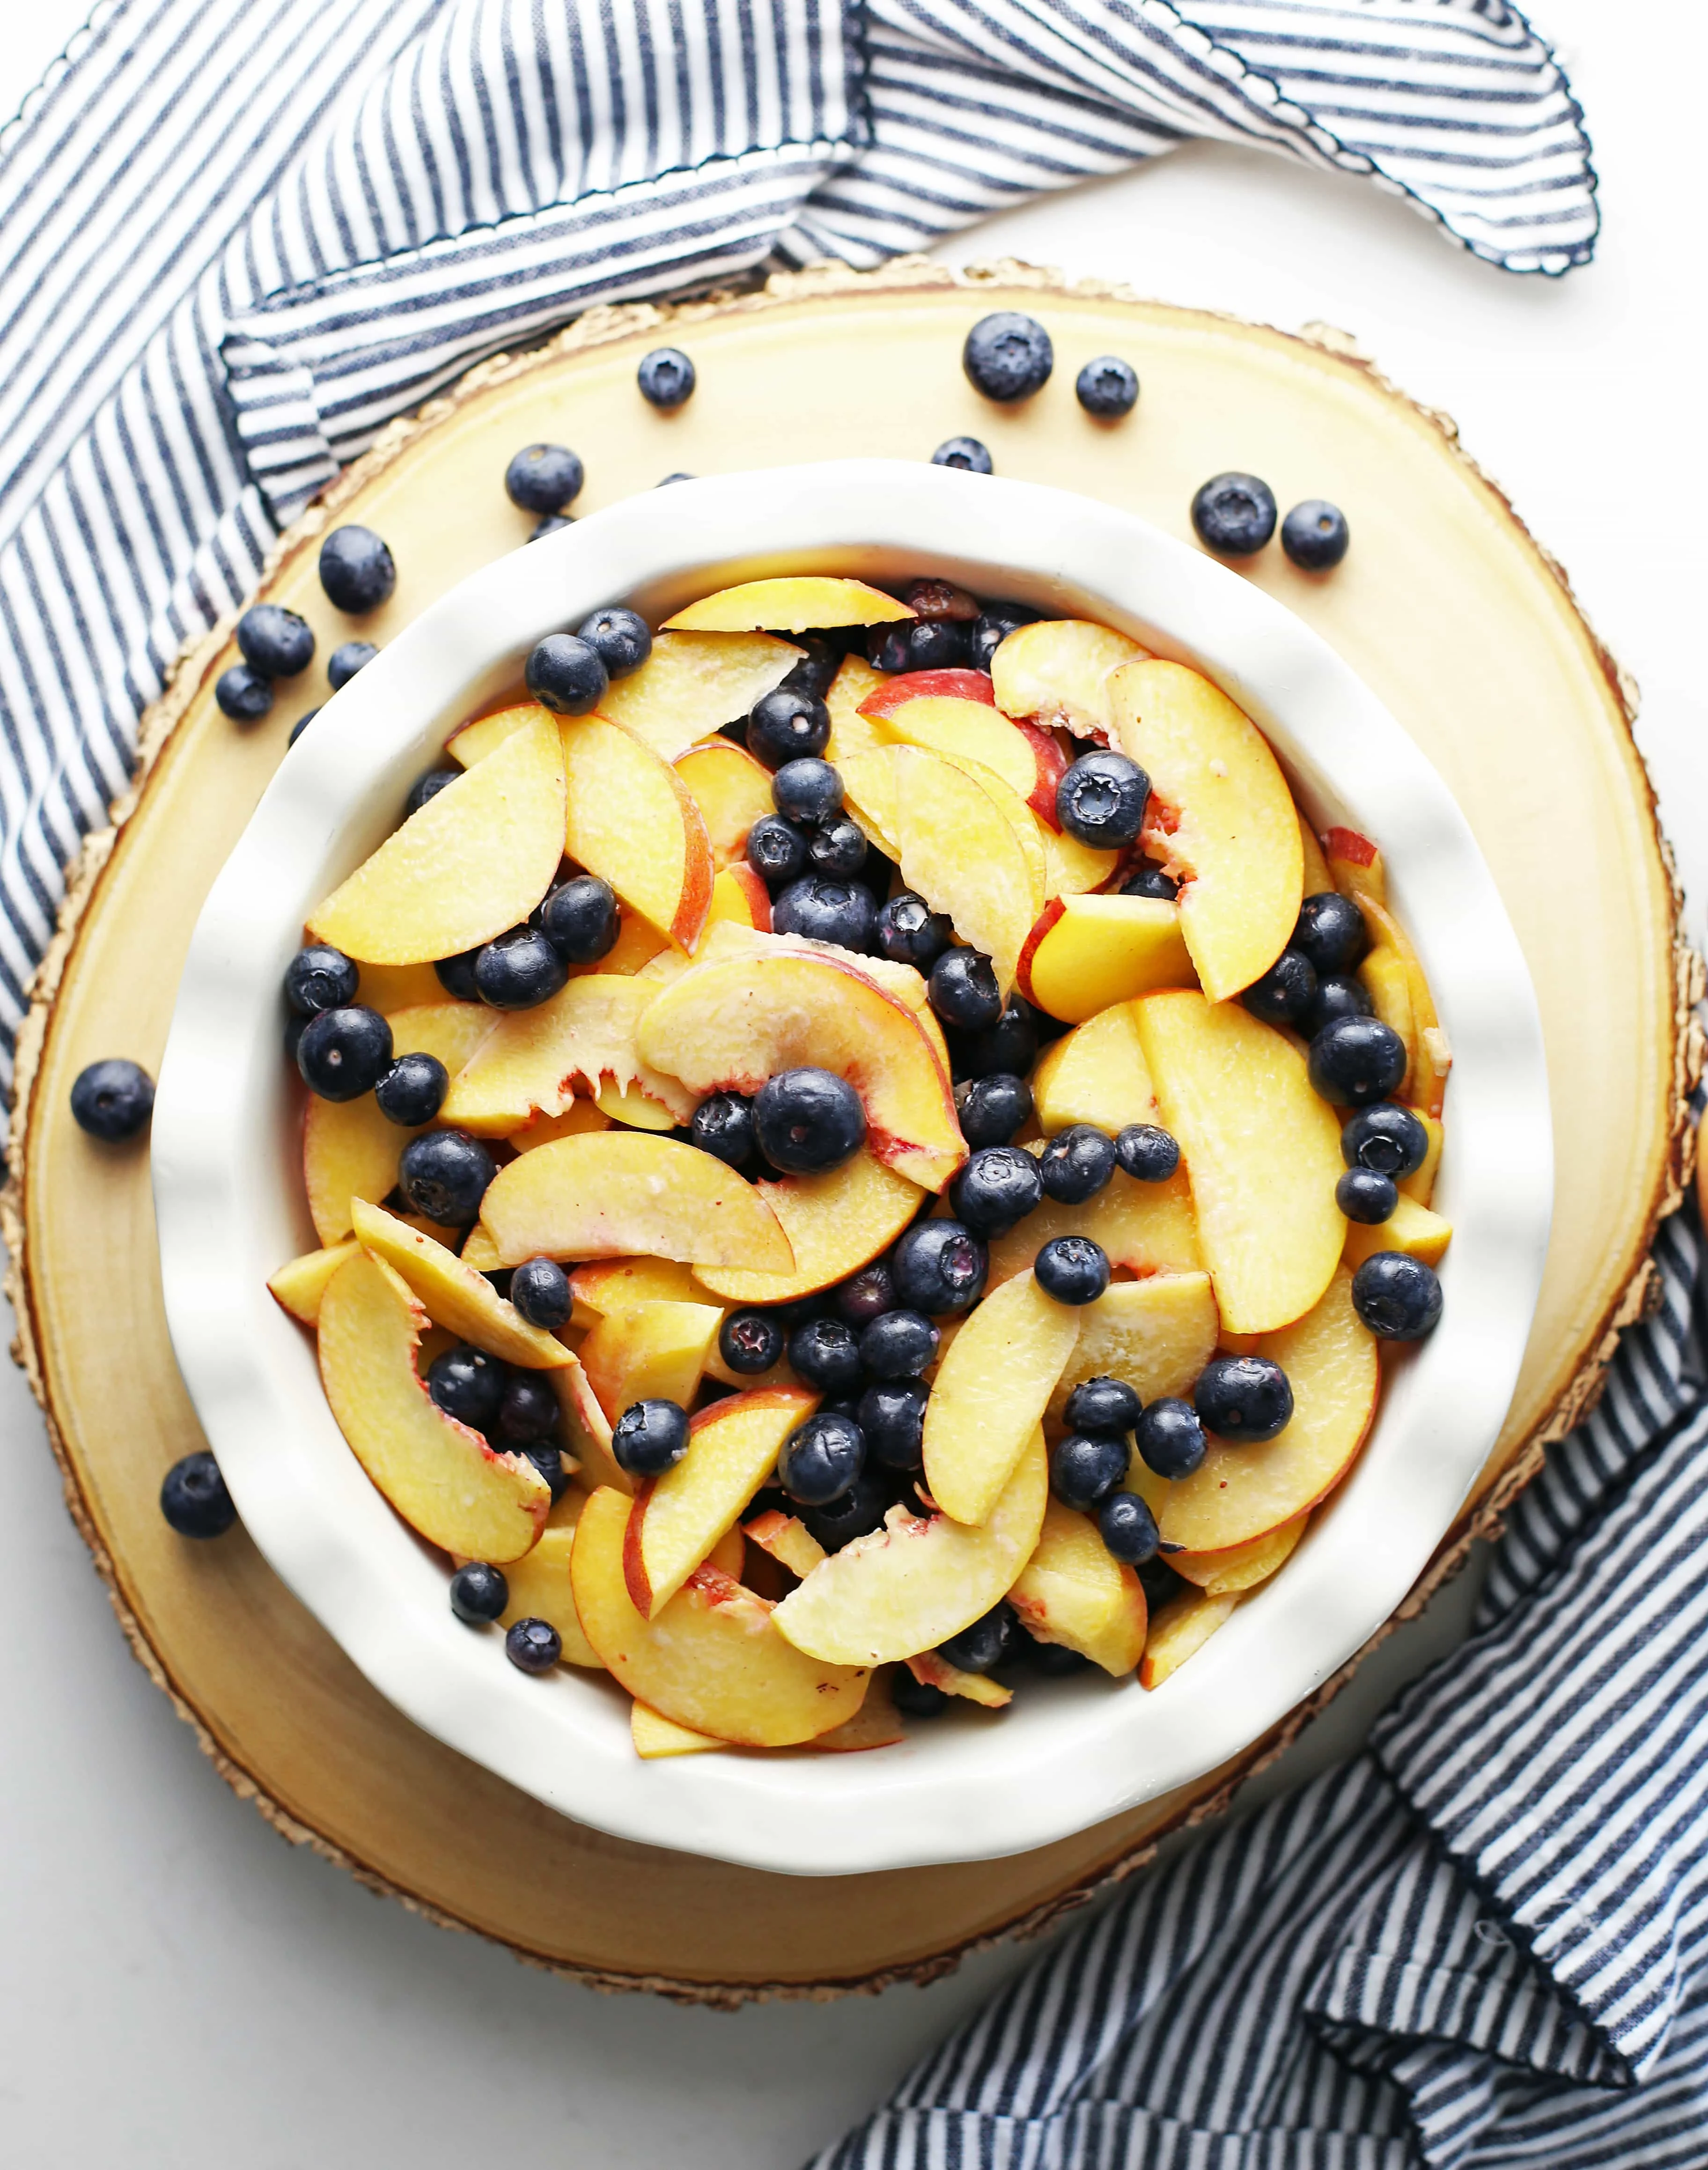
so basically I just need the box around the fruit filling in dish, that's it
[268,568,1450,1756]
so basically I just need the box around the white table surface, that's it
[1,3,1701,2163]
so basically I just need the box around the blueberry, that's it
[1281,500,1350,572]
[1138,1556,1190,1612]
[1020,1632,1092,1677]
[1056,752,1148,847]
[807,813,869,879]
[958,997,1039,1081]
[449,1561,508,1624]
[893,1673,950,1718]
[1341,1102,1429,1179]
[1352,1253,1443,1339]
[1293,892,1368,976]
[284,943,358,1017]
[1038,1125,1117,1205]
[950,1144,1044,1238]
[772,758,843,827]
[398,1129,496,1224]
[236,603,314,678]
[1049,1432,1129,1512]
[891,1219,988,1315]
[530,514,573,541]
[929,949,1002,1031]
[1243,948,1318,1028]
[498,1373,560,1443]
[406,767,460,817]
[876,891,952,970]
[1075,355,1139,418]
[434,949,483,1002]
[858,1379,929,1469]
[1309,1016,1408,1108]
[517,1444,570,1502]
[720,1309,786,1375]
[1120,863,1178,901]
[957,1072,1033,1148]
[777,1411,864,1505]
[931,436,993,474]
[805,1475,888,1552]
[902,618,971,672]
[216,665,272,722]
[537,875,619,965]
[159,1451,236,1538]
[748,687,831,769]
[1195,1354,1293,1443]
[657,471,694,486]
[860,1309,938,1379]
[770,877,876,951]
[526,633,608,716]
[1337,1168,1398,1225]
[865,624,913,674]
[297,1005,392,1101]
[789,1317,864,1395]
[968,601,1039,675]
[505,442,584,515]
[427,1343,506,1428]
[612,1398,691,1477]
[288,708,321,746]
[1309,974,1373,1035]
[474,927,568,1010]
[577,605,651,678]
[510,1256,572,1330]
[1034,1236,1109,1306]
[1064,1376,1141,1437]
[835,1264,897,1326]
[1098,1491,1160,1565]
[637,346,695,408]
[506,1617,562,1673]
[903,579,981,625]
[375,1051,449,1125]
[746,814,810,887]
[939,1602,1014,1675]
[327,640,378,691]
[691,1091,756,1170]
[963,310,1053,402]
[1191,473,1278,557]
[319,525,396,613]
[780,637,843,702]
[1114,1124,1179,1183]
[1133,1397,1205,1479]
[755,1067,866,1175]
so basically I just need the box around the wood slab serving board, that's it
[5,258,1698,2003]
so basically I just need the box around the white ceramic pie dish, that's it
[153,459,1551,1877]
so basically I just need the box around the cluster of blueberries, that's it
[215,525,394,728]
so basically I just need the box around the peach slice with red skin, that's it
[571,1486,869,1745]
[823,653,890,769]
[598,631,802,759]
[690,922,949,1074]
[706,862,772,932]
[744,1508,828,1581]
[507,1100,611,1154]
[1009,1499,1147,1676]
[580,1298,723,1427]
[691,1148,921,1306]
[445,701,542,769]
[674,736,776,867]
[986,1162,1202,1288]
[308,711,566,964]
[559,712,713,952]
[991,619,1149,741]
[881,745,1043,995]
[632,1702,721,1757]
[551,1354,633,1496]
[662,577,912,634]
[496,1517,603,1668]
[1141,1589,1238,1689]
[1046,1273,1219,1425]
[441,973,696,1137]
[349,1199,571,1368]
[268,1240,360,1324]
[1016,894,1195,1024]
[635,950,964,1194]
[1168,1515,1307,1596]
[859,668,995,715]
[318,1251,549,1560]
[861,690,1061,829]
[906,1651,1012,1708]
[922,1271,1080,1525]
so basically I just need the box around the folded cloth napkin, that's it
[0,0,1591,1091]
[813,1204,1708,2170]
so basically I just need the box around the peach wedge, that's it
[560,712,713,952]
[1030,1002,1159,1135]
[923,1271,1080,1525]
[1141,1590,1239,1690]
[598,631,802,759]
[991,618,1148,740]
[663,577,911,634]
[862,690,1058,826]
[440,973,696,1136]
[308,711,566,964]
[317,1251,549,1560]
[1009,1500,1147,1676]
[579,1298,723,1425]
[267,1239,359,1324]
[870,744,1042,995]
[496,1519,602,1668]
[349,1199,571,1367]
[986,1164,1201,1289]
[673,736,777,867]
[636,951,964,1193]
[478,1132,795,1273]
[691,1148,920,1306]
[1047,1273,1219,1424]
[1016,894,1195,1024]
[571,1486,869,1746]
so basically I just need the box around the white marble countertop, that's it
[1,1,1700,2162]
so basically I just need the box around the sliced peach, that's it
[888,746,1041,995]
[508,1100,611,1153]
[987,1165,1201,1288]
[663,577,912,634]
[593,1081,678,1131]
[318,1252,548,1559]
[478,1132,795,1273]
[442,975,695,1137]
[1343,1197,1451,1272]
[1008,1499,1146,1676]
[1107,660,1303,1002]
[446,700,541,768]
[1031,1003,1158,1135]
[552,1356,631,1495]
[1361,946,1416,1094]
[1047,1273,1218,1423]
[859,669,994,716]
[580,1298,723,1426]
[1168,1514,1307,1596]
[572,909,670,980]
[571,1487,869,1744]
[744,1508,827,1581]
[823,653,891,769]
[1140,1590,1238,1689]
[308,713,566,964]
[864,692,1057,826]
[990,619,1148,740]
[773,1430,1047,1666]
[1160,1268,1378,1552]
[1299,816,1333,897]
[1399,1112,1444,1206]
[350,1199,571,1368]
[569,1257,705,1318]
[1016,894,1194,1024]
[459,1223,503,1273]
[922,1271,1080,1524]
[635,950,964,1194]
[560,713,713,952]
[268,1240,359,1324]
[706,862,771,933]
[906,1651,1012,1708]
[691,1149,920,1305]
[691,921,948,1073]
[497,1519,602,1667]
[632,1702,721,1758]
[356,961,449,1013]
[674,736,777,867]
[1037,820,1118,898]
[1134,990,1344,1335]
[813,1681,906,1751]
[625,1386,819,1616]
[599,632,802,759]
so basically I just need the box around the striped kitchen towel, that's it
[0,0,1592,1099]
[813,1204,1708,2169]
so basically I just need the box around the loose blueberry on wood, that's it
[398,1129,496,1224]
[1352,1253,1443,1340]
[1243,948,1318,1028]
[772,757,843,827]
[656,472,694,486]
[526,633,608,715]
[473,927,568,1010]
[754,1066,867,1174]
[956,1071,1033,1148]
[769,876,876,952]
[788,1317,864,1395]
[637,346,696,408]
[449,1561,508,1624]
[236,603,314,678]
[537,874,619,965]
[1056,750,1150,849]
[1098,1490,1160,1565]
[931,436,993,473]
[835,1263,897,1326]
[1114,1123,1180,1183]
[690,1091,756,1170]
[892,1219,988,1315]
[1064,1376,1142,1438]
[778,1410,865,1505]
[406,767,459,817]
[216,664,272,721]
[807,812,869,878]
[860,1309,938,1379]
[876,891,952,970]
[858,1379,929,1469]
[427,1344,506,1428]
[284,944,359,1017]
[319,525,396,613]
[806,1474,888,1552]
[530,514,573,541]
[506,1618,563,1673]
[1337,1168,1399,1224]
[963,310,1054,402]
[510,1256,572,1330]
[1309,1016,1408,1108]
[950,1144,1045,1238]
[1308,974,1372,1035]
[1281,500,1350,572]
[1075,355,1139,418]
[374,1051,449,1126]
[720,1309,786,1375]
[1293,891,1368,976]
[328,640,378,690]
[288,708,320,746]
[747,687,831,769]
[1191,473,1278,557]
[1195,1354,1293,1443]
[1133,1397,1207,1479]
[577,605,651,678]
[929,949,1002,1032]
[1341,1102,1429,1179]
[1120,863,1178,901]
[612,1398,691,1477]
[1049,1431,1129,1512]
[296,1005,392,1101]
[1038,1124,1117,1205]
[959,996,1039,1082]
[159,1451,236,1538]
[968,601,1039,674]
[892,1673,950,1718]
[746,814,810,887]
[938,1601,1015,1675]
[1034,1235,1110,1306]
[505,442,584,515]
[434,949,483,1002]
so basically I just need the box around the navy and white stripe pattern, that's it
[0,0,1590,1112]
[813,1206,1708,2170]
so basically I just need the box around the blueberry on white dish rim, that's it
[505,1618,562,1673]
[449,1561,508,1624]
